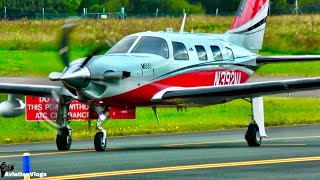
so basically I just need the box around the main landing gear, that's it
[245,97,267,147]
[56,96,72,150]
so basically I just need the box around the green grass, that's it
[1,97,320,144]
[0,49,90,76]
[0,15,320,77]
[0,15,319,53]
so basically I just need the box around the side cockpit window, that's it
[173,42,189,60]
[131,37,169,58]
[195,45,208,61]
[107,36,137,54]
[210,46,223,61]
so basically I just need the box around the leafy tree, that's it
[103,0,204,14]
[104,0,129,12]
[188,0,240,14]
[63,0,81,13]
[78,0,107,13]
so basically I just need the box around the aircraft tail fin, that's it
[225,0,269,53]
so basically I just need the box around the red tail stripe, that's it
[230,0,267,30]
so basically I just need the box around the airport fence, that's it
[0,8,234,20]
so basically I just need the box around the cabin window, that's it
[107,36,137,54]
[172,42,189,60]
[210,46,223,61]
[195,45,208,61]
[226,47,235,61]
[131,37,169,58]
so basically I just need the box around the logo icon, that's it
[0,162,14,177]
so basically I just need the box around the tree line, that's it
[0,0,319,17]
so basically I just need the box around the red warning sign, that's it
[25,96,93,121]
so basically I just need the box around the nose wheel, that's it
[245,123,262,147]
[56,127,72,150]
[94,131,107,151]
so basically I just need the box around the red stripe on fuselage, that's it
[99,69,251,106]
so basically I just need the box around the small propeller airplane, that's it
[1,0,320,151]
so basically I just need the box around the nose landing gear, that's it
[94,107,108,152]
[56,96,72,151]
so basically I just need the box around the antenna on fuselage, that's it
[179,13,187,33]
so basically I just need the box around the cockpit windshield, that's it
[131,37,169,58]
[107,36,138,54]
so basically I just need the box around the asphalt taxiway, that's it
[1,125,320,179]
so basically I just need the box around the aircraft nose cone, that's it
[61,66,90,89]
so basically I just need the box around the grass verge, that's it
[0,97,319,144]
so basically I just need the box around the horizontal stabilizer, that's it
[257,55,320,64]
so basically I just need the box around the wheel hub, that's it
[255,130,261,142]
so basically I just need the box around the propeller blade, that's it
[80,46,105,68]
[59,23,76,67]
[80,38,117,68]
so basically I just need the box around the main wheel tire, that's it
[56,128,72,150]
[245,123,261,147]
[94,132,107,152]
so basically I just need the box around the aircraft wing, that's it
[0,83,70,97]
[152,77,320,106]
[257,55,320,64]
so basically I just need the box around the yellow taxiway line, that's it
[36,156,320,179]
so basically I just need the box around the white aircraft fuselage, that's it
[73,31,257,107]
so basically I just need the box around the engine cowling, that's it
[0,95,25,118]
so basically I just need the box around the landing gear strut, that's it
[56,96,72,150]
[245,97,267,147]
[94,107,107,152]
